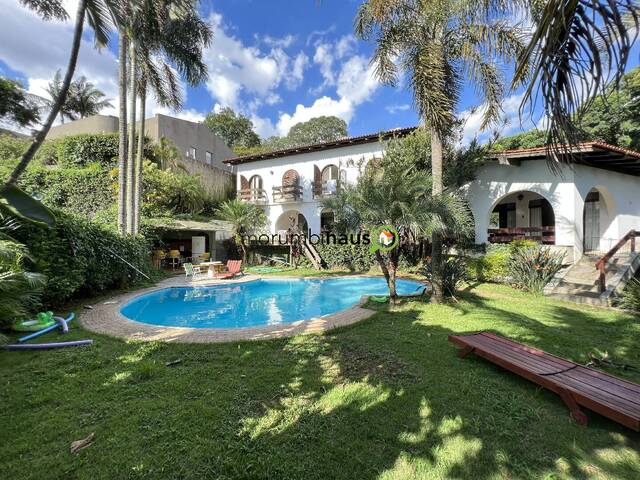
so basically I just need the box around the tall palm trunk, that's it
[117,30,128,236]
[3,0,87,188]
[430,126,444,303]
[134,83,146,234]
[126,40,137,235]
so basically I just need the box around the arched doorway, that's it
[583,187,616,254]
[275,210,309,236]
[488,191,556,244]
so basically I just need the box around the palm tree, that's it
[46,71,113,122]
[45,70,77,123]
[514,1,639,155]
[4,0,124,189]
[117,29,128,235]
[121,2,212,235]
[67,75,113,118]
[323,147,472,302]
[215,200,267,264]
[356,0,526,303]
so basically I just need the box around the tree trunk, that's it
[375,250,397,301]
[134,83,146,234]
[126,40,137,235]
[3,0,87,189]
[117,30,128,236]
[430,126,444,303]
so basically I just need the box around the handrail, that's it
[237,188,268,203]
[272,184,303,202]
[595,229,638,293]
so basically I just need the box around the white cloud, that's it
[336,56,378,105]
[459,93,529,145]
[261,34,296,49]
[311,35,358,94]
[386,103,411,114]
[203,12,305,110]
[287,52,308,90]
[276,96,354,136]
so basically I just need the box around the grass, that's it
[1,282,640,479]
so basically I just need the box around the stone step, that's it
[547,292,608,308]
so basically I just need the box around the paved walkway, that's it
[79,274,377,344]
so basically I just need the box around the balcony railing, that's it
[488,226,555,244]
[272,185,303,203]
[237,188,268,204]
[312,180,340,199]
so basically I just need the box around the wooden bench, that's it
[448,332,640,431]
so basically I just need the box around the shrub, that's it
[316,241,374,272]
[423,256,468,297]
[13,211,155,306]
[56,133,154,168]
[467,249,510,281]
[0,134,28,166]
[142,161,210,216]
[508,245,564,293]
[618,278,640,312]
[15,165,114,219]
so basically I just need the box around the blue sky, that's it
[1,0,638,143]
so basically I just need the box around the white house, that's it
[223,127,416,237]
[467,142,640,263]
[224,131,640,284]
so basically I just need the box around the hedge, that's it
[13,211,155,306]
[13,165,115,219]
[55,133,154,167]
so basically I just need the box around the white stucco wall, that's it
[235,142,384,236]
[466,159,640,262]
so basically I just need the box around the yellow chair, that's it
[168,250,181,270]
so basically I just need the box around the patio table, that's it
[198,261,224,278]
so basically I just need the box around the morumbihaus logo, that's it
[242,225,399,250]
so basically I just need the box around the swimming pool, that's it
[120,277,424,329]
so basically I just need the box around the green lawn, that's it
[1,283,639,479]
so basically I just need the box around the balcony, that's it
[272,185,303,203]
[237,188,268,204]
[312,180,340,199]
[488,226,555,245]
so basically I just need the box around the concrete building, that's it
[47,113,234,171]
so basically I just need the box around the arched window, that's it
[248,175,263,201]
[321,164,339,194]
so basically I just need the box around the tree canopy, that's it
[204,107,261,151]
[0,77,41,129]
[495,67,640,152]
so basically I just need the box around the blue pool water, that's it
[120,277,424,329]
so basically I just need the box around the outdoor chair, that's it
[183,263,205,281]
[214,260,243,279]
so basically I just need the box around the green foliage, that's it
[12,211,155,306]
[383,128,484,188]
[508,245,564,293]
[14,165,114,219]
[215,199,267,261]
[467,248,510,282]
[467,241,541,282]
[316,241,374,272]
[0,134,29,167]
[0,215,45,327]
[287,116,347,146]
[422,256,468,297]
[0,77,41,128]
[493,130,548,151]
[47,71,113,121]
[142,161,210,216]
[580,67,640,149]
[204,107,260,150]
[618,277,640,312]
[55,133,153,168]
[260,116,350,153]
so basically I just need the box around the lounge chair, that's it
[214,260,243,279]
[183,263,205,281]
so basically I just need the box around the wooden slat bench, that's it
[448,332,640,431]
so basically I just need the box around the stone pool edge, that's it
[79,274,385,344]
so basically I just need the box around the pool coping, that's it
[79,274,421,344]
